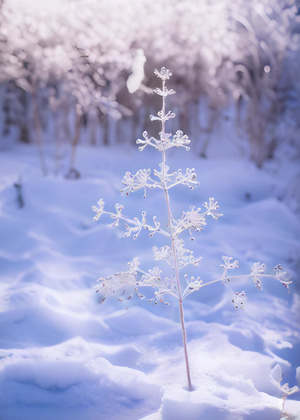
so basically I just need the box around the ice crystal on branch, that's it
[136,131,157,152]
[172,130,191,151]
[273,265,292,292]
[250,262,266,289]
[221,256,239,271]
[96,258,139,304]
[153,245,173,265]
[232,291,246,310]
[174,206,207,237]
[203,198,223,220]
[120,169,156,197]
[152,165,199,190]
[183,275,203,299]
[93,67,292,392]
[150,110,176,123]
[106,203,124,229]
[154,67,172,80]
[153,87,176,97]
[92,198,105,221]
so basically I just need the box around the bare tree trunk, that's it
[66,108,81,178]
[32,88,48,176]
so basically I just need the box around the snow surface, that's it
[0,143,299,420]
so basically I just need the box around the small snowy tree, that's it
[93,67,291,391]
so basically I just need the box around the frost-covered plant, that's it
[93,67,292,391]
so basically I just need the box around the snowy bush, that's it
[93,67,292,391]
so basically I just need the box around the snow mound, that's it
[0,144,299,419]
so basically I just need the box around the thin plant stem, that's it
[160,78,193,392]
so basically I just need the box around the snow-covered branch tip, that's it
[92,201,170,239]
[199,256,293,310]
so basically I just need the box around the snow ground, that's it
[0,142,299,420]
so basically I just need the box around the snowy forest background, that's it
[1,0,300,168]
[0,0,300,419]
